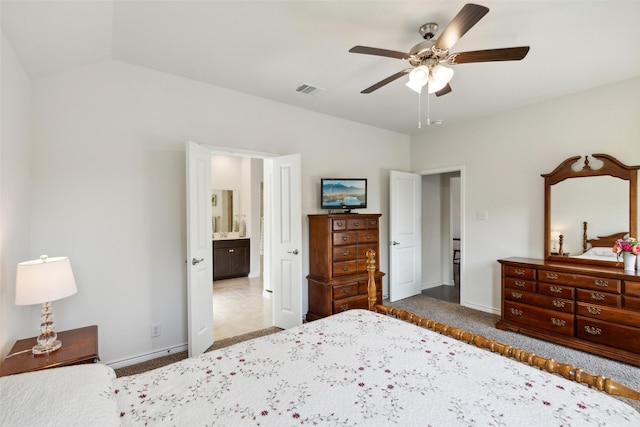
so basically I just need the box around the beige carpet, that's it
[114,326,282,377]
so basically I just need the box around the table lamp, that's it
[15,255,77,354]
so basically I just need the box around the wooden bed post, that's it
[366,249,377,311]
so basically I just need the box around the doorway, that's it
[210,154,272,339]
[420,170,462,304]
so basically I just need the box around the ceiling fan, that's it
[349,3,530,96]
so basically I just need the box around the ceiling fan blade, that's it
[349,45,410,60]
[435,84,452,97]
[448,46,530,64]
[434,3,490,51]
[361,69,412,94]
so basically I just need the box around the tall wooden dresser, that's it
[306,213,384,321]
[497,257,640,366]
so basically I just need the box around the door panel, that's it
[390,170,421,302]
[186,141,214,356]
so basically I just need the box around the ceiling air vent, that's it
[295,83,324,96]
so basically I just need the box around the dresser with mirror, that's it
[497,154,640,366]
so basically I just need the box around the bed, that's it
[2,253,640,426]
[562,221,627,261]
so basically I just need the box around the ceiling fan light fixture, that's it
[427,65,454,93]
[405,65,430,93]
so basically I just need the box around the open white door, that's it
[265,154,302,329]
[389,170,422,302]
[186,141,214,356]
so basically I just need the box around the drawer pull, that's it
[365,234,372,240]
[353,221,360,226]
[336,222,343,227]
[549,286,563,294]
[342,266,349,271]
[340,304,349,312]
[511,292,523,299]
[545,273,559,280]
[551,318,566,327]
[342,251,350,256]
[593,279,609,287]
[514,268,526,275]
[342,288,351,294]
[510,308,523,316]
[584,326,602,335]
[370,220,377,226]
[228,249,234,253]
[514,280,526,288]
[552,300,565,308]
[590,293,605,301]
[586,306,601,315]
[342,236,348,241]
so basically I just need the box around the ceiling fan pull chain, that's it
[426,82,431,127]
[418,91,422,128]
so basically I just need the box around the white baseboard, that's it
[107,343,188,369]
[461,301,500,315]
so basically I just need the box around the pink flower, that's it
[613,237,640,260]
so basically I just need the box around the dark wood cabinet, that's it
[497,257,640,366]
[306,214,384,321]
[213,238,250,280]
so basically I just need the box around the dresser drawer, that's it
[333,295,369,313]
[504,302,574,336]
[625,280,640,297]
[357,230,378,244]
[333,232,357,246]
[357,244,377,259]
[333,246,356,262]
[505,290,574,313]
[333,282,361,299]
[576,289,621,307]
[504,277,536,293]
[538,270,621,293]
[538,282,575,299]
[576,302,640,327]
[332,219,347,231]
[347,218,367,230]
[332,261,357,276]
[624,296,640,310]
[503,265,536,280]
[577,316,640,353]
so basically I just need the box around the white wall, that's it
[410,76,640,314]
[0,31,35,363]
[23,60,409,364]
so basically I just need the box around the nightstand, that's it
[0,325,99,377]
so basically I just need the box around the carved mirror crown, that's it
[542,154,639,267]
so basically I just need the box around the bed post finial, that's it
[366,249,376,311]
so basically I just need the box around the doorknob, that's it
[192,257,204,265]
[288,249,299,255]
[392,241,400,246]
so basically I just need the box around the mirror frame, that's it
[542,153,639,267]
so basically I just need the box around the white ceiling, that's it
[3,1,640,135]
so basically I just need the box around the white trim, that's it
[196,142,278,159]
[107,343,188,369]
[462,301,499,315]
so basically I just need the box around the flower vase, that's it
[623,251,637,271]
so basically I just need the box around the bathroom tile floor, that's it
[212,276,273,340]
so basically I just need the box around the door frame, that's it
[416,165,465,304]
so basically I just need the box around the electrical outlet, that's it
[151,322,161,338]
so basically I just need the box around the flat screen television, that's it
[320,178,367,212]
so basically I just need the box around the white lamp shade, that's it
[427,65,454,93]
[15,256,77,305]
[405,66,430,93]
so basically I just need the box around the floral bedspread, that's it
[115,309,640,426]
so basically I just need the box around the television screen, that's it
[321,178,367,211]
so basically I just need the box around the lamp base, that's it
[32,339,62,354]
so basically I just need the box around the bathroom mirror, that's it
[543,154,639,267]
[212,189,239,234]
